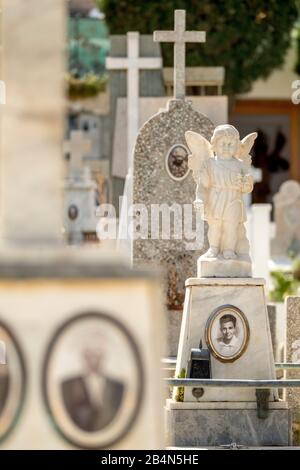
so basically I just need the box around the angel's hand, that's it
[241,174,254,193]
[234,174,244,190]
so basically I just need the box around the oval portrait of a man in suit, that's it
[43,312,144,449]
[0,321,26,442]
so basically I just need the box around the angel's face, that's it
[214,135,239,159]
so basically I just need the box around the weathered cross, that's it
[106,32,162,165]
[63,130,91,176]
[154,9,206,100]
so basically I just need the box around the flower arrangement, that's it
[66,73,107,100]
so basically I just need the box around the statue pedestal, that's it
[198,254,252,278]
[167,277,290,446]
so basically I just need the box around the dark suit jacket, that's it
[0,374,9,415]
[61,374,124,432]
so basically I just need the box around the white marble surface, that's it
[166,407,289,447]
[186,125,257,275]
[186,277,265,287]
[175,279,277,402]
[198,255,252,277]
[0,268,165,450]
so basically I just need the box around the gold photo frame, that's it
[205,305,250,363]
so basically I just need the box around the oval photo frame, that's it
[42,312,144,449]
[165,144,190,181]
[205,305,250,363]
[0,319,26,444]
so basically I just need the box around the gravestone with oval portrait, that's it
[0,0,165,451]
[133,99,214,356]
[174,277,277,403]
[165,144,190,181]
[205,305,250,363]
[167,276,289,446]
[0,254,165,450]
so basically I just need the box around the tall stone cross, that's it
[106,32,162,166]
[154,9,206,100]
[63,130,91,176]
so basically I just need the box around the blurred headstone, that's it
[271,180,300,258]
[64,130,91,179]
[0,0,165,450]
[286,296,300,444]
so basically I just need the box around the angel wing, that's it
[185,131,213,180]
[238,132,258,168]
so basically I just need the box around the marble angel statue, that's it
[185,124,257,262]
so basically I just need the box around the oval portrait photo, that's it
[43,312,144,449]
[205,305,250,363]
[0,320,26,443]
[165,144,190,181]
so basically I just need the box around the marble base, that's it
[165,400,290,447]
[198,255,252,278]
[176,278,276,402]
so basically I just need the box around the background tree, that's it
[98,0,298,95]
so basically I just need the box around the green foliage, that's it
[269,270,299,302]
[292,411,300,446]
[173,368,186,402]
[292,258,300,281]
[68,17,109,77]
[66,73,107,100]
[98,0,298,95]
[294,23,300,74]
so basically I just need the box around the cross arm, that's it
[153,31,177,43]
[183,31,206,43]
[106,57,129,70]
[137,57,162,69]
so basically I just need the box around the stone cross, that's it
[154,10,206,100]
[63,130,91,175]
[106,32,162,165]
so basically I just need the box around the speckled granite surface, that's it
[133,99,213,311]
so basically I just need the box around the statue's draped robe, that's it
[199,157,253,224]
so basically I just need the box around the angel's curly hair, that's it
[211,124,240,149]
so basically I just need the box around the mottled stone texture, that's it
[133,99,214,311]
[165,309,182,357]
[166,408,290,447]
[286,297,300,410]
[267,304,277,362]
